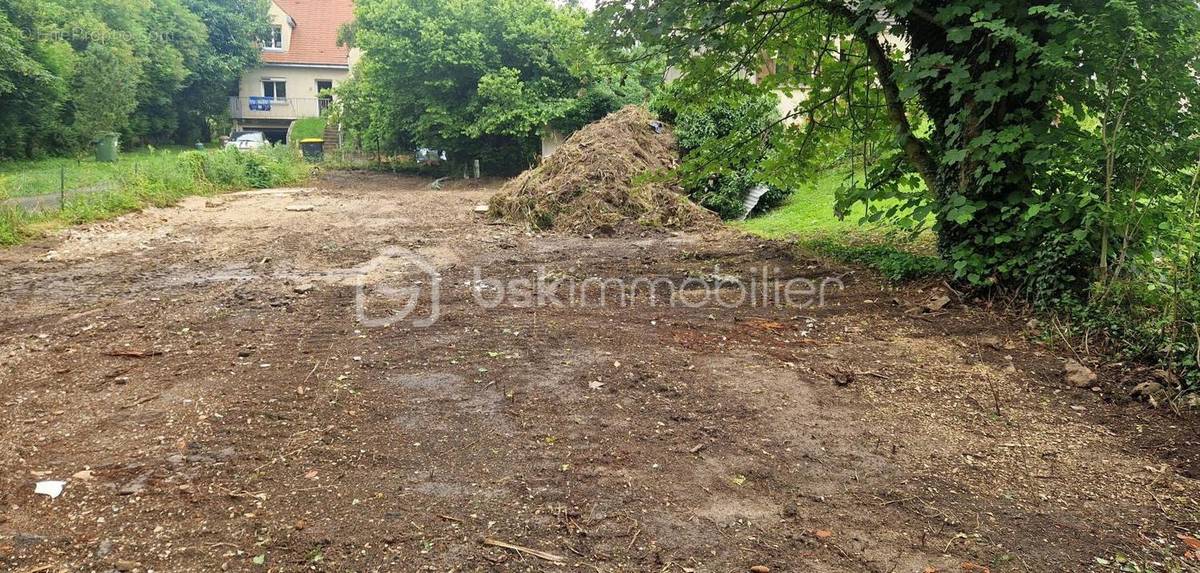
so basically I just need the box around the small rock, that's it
[1064,360,1096,388]
[814,529,833,540]
[782,502,798,518]
[828,368,855,387]
[118,474,149,495]
[1131,381,1168,405]
[473,204,489,213]
[72,470,95,481]
[922,295,951,312]
[115,559,141,572]
[205,199,225,208]
[1150,369,1179,386]
[285,204,315,212]
[96,539,114,557]
[980,336,1003,350]
[750,566,771,573]
[293,283,315,294]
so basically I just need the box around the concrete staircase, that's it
[321,123,341,154]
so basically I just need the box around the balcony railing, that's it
[228,97,331,120]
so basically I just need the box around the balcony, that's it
[229,97,331,120]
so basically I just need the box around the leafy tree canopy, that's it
[0,0,269,158]
[600,0,1200,298]
[339,0,662,173]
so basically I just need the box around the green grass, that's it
[735,169,944,281]
[0,146,311,246]
[735,170,874,238]
[0,147,193,198]
[289,117,327,142]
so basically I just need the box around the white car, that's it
[225,131,267,150]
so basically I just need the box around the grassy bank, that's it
[0,147,196,198]
[736,170,943,281]
[0,146,310,246]
[289,118,327,142]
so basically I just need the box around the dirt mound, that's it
[489,106,716,235]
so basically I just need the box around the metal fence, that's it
[228,97,330,120]
[1,163,128,213]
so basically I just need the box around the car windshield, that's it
[233,132,263,142]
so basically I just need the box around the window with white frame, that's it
[262,79,287,100]
[264,25,283,49]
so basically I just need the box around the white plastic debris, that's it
[35,480,66,498]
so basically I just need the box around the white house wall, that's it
[237,65,350,102]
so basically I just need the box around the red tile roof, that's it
[262,0,354,67]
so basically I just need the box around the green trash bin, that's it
[299,138,324,162]
[95,132,120,163]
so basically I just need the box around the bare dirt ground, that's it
[1,172,1198,573]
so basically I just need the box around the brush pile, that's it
[489,106,716,235]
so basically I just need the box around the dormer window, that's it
[264,25,283,50]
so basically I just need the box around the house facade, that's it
[229,0,357,143]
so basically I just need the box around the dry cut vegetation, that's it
[489,106,717,235]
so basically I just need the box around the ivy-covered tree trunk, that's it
[860,3,1061,281]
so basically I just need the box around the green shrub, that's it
[202,148,249,188]
[206,145,309,189]
[651,81,793,219]
[805,238,946,282]
[0,206,33,246]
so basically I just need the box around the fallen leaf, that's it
[743,318,789,331]
[814,529,832,540]
[1179,534,1200,550]
[961,562,990,573]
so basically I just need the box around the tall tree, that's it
[174,0,270,144]
[0,0,268,158]
[601,0,1200,296]
[0,0,68,158]
[341,0,657,173]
